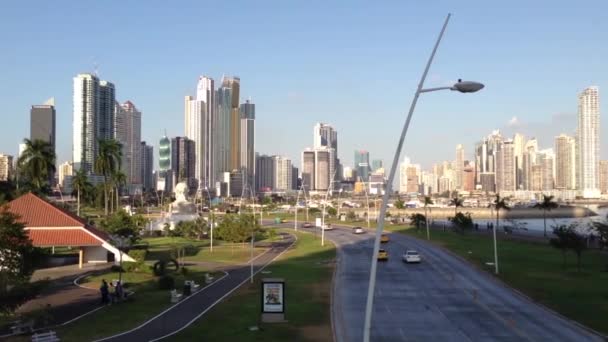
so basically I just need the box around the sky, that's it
[1,0,608,172]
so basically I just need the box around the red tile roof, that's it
[6,193,110,245]
[27,229,102,246]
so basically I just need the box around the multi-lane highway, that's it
[313,224,604,342]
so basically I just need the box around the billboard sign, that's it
[262,281,285,313]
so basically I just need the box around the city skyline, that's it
[2,2,608,171]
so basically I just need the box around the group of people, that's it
[100,279,125,305]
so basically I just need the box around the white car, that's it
[353,227,364,234]
[322,224,333,230]
[402,250,421,263]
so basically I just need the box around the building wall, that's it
[255,154,275,192]
[0,154,13,181]
[83,246,108,263]
[600,160,608,194]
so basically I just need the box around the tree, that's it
[112,170,127,213]
[394,199,405,210]
[17,139,56,193]
[346,211,357,221]
[95,139,122,216]
[409,213,426,232]
[109,235,132,284]
[591,220,608,250]
[449,212,473,234]
[449,196,464,217]
[550,224,571,268]
[327,207,337,217]
[0,206,37,315]
[100,210,143,242]
[550,223,587,271]
[534,194,559,237]
[493,194,511,235]
[423,196,433,240]
[72,169,91,217]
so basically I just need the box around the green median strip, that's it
[168,230,336,342]
[390,225,608,336]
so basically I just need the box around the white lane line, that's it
[148,235,298,341]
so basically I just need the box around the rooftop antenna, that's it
[93,58,99,77]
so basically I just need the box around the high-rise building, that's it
[216,76,241,172]
[273,156,292,192]
[354,150,370,182]
[538,149,555,191]
[98,81,115,141]
[255,154,275,192]
[314,123,340,182]
[399,157,420,194]
[301,147,335,191]
[463,163,475,192]
[240,99,255,190]
[0,154,13,181]
[522,138,538,190]
[73,74,99,173]
[171,137,196,190]
[114,101,142,187]
[291,166,299,190]
[371,159,383,172]
[474,130,502,190]
[513,133,526,189]
[577,86,601,198]
[496,140,515,193]
[141,142,154,192]
[600,160,608,194]
[555,134,576,190]
[455,144,464,190]
[186,76,217,191]
[58,161,73,188]
[31,98,56,150]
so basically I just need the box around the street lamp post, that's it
[204,186,214,253]
[362,13,484,342]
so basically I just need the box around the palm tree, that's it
[95,139,122,216]
[423,196,434,240]
[534,194,558,237]
[492,194,511,274]
[17,139,56,192]
[449,196,464,217]
[72,169,91,217]
[112,170,127,213]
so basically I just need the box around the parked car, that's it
[353,227,364,234]
[402,250,421,263]
[322,224,333,230]
[380,234,390,243]
[301,222,313,228]
[377,249,388,261]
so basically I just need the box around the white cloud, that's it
[507,116,520,128]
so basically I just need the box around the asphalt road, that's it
[312,224,605,342]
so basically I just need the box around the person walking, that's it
[100,279,109,305]
[114,281,124,303]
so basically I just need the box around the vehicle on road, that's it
[322,224,333,230]
[280,218,287,223]
[380,234,389,243]
[402,250,421,263]
[301,222,313,228]
[353,227,364,234]
[378,249,388,261]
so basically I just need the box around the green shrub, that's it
[121,262,140,273]
[158,275,175,290]
[110,265,122,272]
[128,249,148,263]
[183,245,199,256]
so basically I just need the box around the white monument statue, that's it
[151,182,198,231]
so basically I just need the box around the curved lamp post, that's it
[362,13,485,342]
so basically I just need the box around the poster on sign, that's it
[262,281,284,313]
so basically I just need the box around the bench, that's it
[170,289,183,303]
[31,331,60,342]
[185,280,200,291]
[204,273,214,284]
[10,320,34,334]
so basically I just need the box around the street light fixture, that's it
[362,13,484,342]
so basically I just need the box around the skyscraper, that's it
[73,74,99,173]
[513,133,526,189]
[576,86,601,198]
[399,157,420,194]
[600,160,608,194]
[313,123,340,182]
[171,137,196,190]
[474,130,502,190]
[273,156,292,192]
[186,76,216,191]
[354,150,370,182]
[31,98,56,150]
[371,159,383,172]
[240,99,255,191]
[455,144,464,190]
[114,101,142,189]
[555,134,576,190]
[0,154,13,181]
[496,140,515,193]
[217,76,241,172]
[538,149,555,191]
[141,142,154,192]
[98,81,115,141]
[255,154,274,192]
[58,161,73,189]
[301,147,335,191]
[522,138,538,190]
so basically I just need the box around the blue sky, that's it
[1,0,607,171]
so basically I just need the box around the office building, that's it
[141,142,154,192]
[513,133,526,189]
[291,166,299,191]
[0,154,13,181]
[474,130,502,190]
[555,134,576,190]
[354,150,370,182]
[455,144,464,190]
[538,149,555,191]
[313,123,340,182]
[58,161,73,188]
[496,140,516,193]
[171,137,196,191]
[30,98,57,185]
[600,160,608,194]
[371,159,383,172]
[479,172,496,193]
[98,81,115,141]
[255,154,275,192]
[216,76,241,173]
[399,157,420,194]
[301,147,335,191]
[273,156,292,192]
[463,164,475,192]
[115,101,142,187]
[522,138,538,190]
[577,86,601,198]
[240,99,255,190]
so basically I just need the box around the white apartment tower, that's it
[455,144,464,190]
[555,134,576,190]
[73,74,99,173]
[273,156,292,191]
[577,86,600,198]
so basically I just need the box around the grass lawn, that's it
[55,266,221,342]
[169,230,336,342]
[183,245,267,264]
[391,225,608,336]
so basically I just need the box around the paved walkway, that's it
[96,233,295,342]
